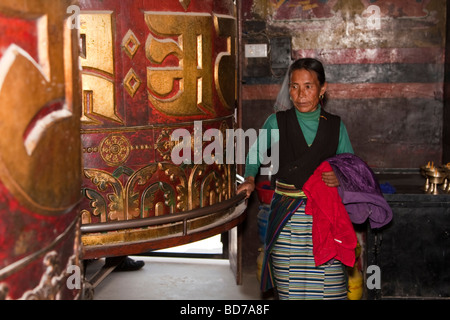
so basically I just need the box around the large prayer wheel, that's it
[78,0,245,259]
[0,0,82,299]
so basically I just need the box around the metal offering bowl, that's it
[426,169,446,184]
[439,165,450,192]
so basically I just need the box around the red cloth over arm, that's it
[302,161,357,267]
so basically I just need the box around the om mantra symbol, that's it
[145,12,214,116]
[80,11,236,123]
[146,12,236,116]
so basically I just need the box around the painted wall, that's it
[241,0,447,169]
[444,2,450,164]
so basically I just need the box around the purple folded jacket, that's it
[327,153,393,229]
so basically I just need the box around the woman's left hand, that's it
[322,170,339,187]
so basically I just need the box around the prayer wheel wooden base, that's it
[82,195,246,259]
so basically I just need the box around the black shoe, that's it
[109,256,145,272]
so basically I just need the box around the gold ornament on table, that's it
[420,161,449,195]
[420,161,435,192]
[440,163,450,193]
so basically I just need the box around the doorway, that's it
[139,234,227,260]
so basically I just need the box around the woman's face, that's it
[289,69,327,113]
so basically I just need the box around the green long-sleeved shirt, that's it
[244,106,354,178]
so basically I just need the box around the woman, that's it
[238,58,355,300]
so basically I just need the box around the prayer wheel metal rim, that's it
[81,193,247,259]
[80,193,246,234]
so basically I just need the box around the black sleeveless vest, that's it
[272,107,340,189]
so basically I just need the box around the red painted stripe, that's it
[327,83,443,99]
[293,48,445,65]
[242,82,443,100]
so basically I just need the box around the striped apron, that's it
[262,181,347,300]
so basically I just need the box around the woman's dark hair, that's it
[289,58,326,85]
[289,58,327,105]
